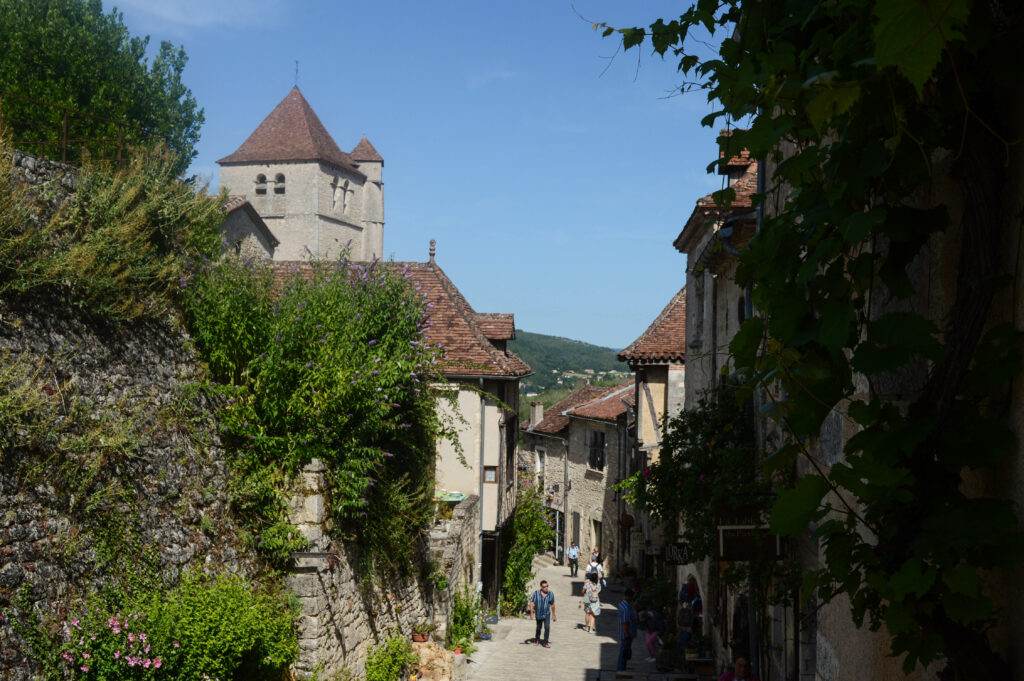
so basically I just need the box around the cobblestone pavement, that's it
[466,560,662,681]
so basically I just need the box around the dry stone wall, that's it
[286,461,479,678]
[0,290,258,680]
[0,151,474,680]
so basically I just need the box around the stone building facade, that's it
[520,383,634,576]
[618,287,687,579]
[218,87,384,262]
[671,137,759,671]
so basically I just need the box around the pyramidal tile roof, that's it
[217,87,365,178]
[351,136,383,162]
[618,288,687,364]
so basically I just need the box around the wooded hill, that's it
[509,330,626,394]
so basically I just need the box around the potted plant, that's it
[412,621,437,643]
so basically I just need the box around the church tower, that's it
[217,87,385,261]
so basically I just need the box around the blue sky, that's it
[108,0,724,349]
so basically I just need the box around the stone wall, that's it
[0,290,259,680]
[0,151,469,680]
[427,496,480,643]
[285,466,479,679]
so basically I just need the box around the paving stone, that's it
[465,561,664,681]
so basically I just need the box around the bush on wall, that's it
[182,257,458,575]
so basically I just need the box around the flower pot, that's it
[412,633,429,643]
[454,646,462,655]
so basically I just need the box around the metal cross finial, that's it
[295,60,299,86]
[429,239,436,263]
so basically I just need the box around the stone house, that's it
[520,382,634,576]
[273,241,531,608]
[617,287,687,578]
[676,107,1024,679]
[671,135,759,667]
[219,195,279,259]
[217,87,384,262]
[393,242,531,607]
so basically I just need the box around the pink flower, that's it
[154,658,162,669]
[80,665,89,672]
[82,652,91,659]
[172,641,180,648]
[642,468,652,479]
[114,651,121,659]
[128,633,136,643]
[143,659,152,668]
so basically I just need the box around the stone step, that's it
[531,552,558,571]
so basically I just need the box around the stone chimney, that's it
[530,401,545,428]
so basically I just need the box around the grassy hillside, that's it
[510,330,631,405]
[510,331,622,377]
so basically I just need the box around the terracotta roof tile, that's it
[475,313,515,341]
[221,195,279,248]
[528,386,609,436]
[674,161,759,254]
[567,382,634,422]
[269,259,531,379]
[618,288,686,364]
[351,136,383,162]
[217,87,365,179]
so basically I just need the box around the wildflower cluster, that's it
[182,255,455,575]
[57,607,167,679]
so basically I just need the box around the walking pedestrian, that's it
[638,608,666,662]
[580,574,601,632]
[527,580,557,647]
[585,556,604,585]
[566,541,580,577]
[617,588,638,671]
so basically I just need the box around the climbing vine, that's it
[605,1,1023,678]
[618,383,766,564]
[182,256,457,576]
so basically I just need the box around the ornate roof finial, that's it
[429,239,436,264]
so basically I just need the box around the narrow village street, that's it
[465,557,664,681]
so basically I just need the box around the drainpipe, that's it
[478,378,485,598]
[563,439,569,558]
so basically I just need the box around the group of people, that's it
[528,542,758,680]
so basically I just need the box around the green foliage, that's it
[610,0,1023,676]
[182,257,455,575]
[364,636,417,681]
[499,483,555,615]
[143,570,297,681]
[0,0,204,171]
[617,384,765,562]
[55,598,172,679]
[0,143,223,321]
[6,571,296,681]
[447,585,481,655]
[510,330,628,395]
